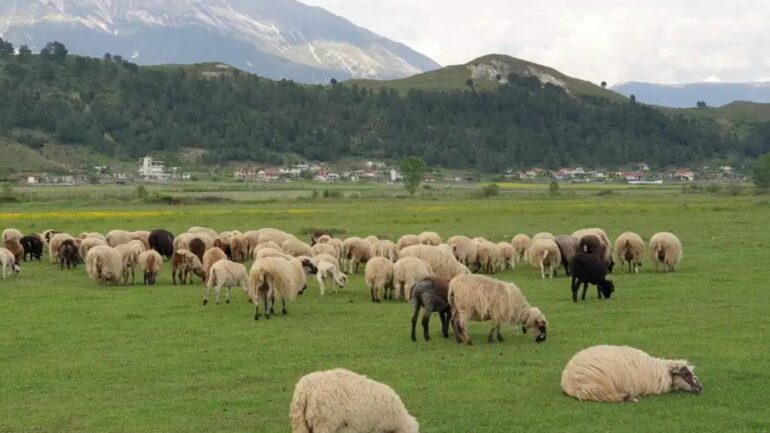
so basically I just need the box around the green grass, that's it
[1,192,769,432]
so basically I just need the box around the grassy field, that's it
[1,191,769,433]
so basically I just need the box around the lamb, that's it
[315,259,347,296]
[48,233,75,264]
[311,242,338,258]
[188,237,206,261]
[374,239,399,262]
[396,234,420,251]
[476,241,501,274]
[449,274,548,345]
[202,247,227,281]
[2,228,22,242]
[342,237,373,274]
[248,256,315,320]
[106,229,133,247]
[410,277,451,341]
[78,237,106,262]
[19,235,44,261]
[282,238,314,257]
[85,246,124,285]
[447,235,479,269]
[399,244,470,281]
[615,231,645,273]
[171,249,205,285]
[365,257,394,303]
[393,257,434,301]
[497,242,514,271]
[569,253,615,302]
[204,260,249,305]
[650,232,682,273]
[555,235,579,276]
[4,239,23,264]
[148,229,175,258]
[418,231,442,246]
[289,368,419,433]
[528,238,562,279]
[137,249,163,285]
[561,345,703,402]
[511,234,532,268]
[0,247,20,278]
[58,240,80,270]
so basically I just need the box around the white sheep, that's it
[497,242,514,271]
[511,234,532,268]
[2,228,22,243]
[615,231,645,273]
[315,260,347,296]
[106,229,133,247]
[79,232,106,241]
[311,242,337,258]
[85,245,124,285]
[48,233,75,264]
[561,345,703,402]
[399,244,469,281]
[448,274,548,345]
[342,237,373,274]
[649,232,683,272]
[396,234,420,251]
[528,238,561,279]
[114,241,144,284]
[187,226,219,239]
[290,368,419,433]
[204,259,249,305]
[131,230,151,249]
[532,232,554,241]
[364,235,380,245]
[311,253,340,269]
[78,237,106,262]
[573,228,613,265]
[282,238,314,257]
[0,247,20,278]
[374,239,399,262]
[393,257,433,301]
[257,228,296,246]
[447,235,479,269]
[253,241,284,260]
[365,257,394,302]
[137,249,163,285]
[248,257,309,320]
[476,240,501,274]
[418,231,442,246]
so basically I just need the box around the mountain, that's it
[348,54,625,101]
[0,0,440,83]
[612,81,770,108]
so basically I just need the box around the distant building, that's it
[672,169,694,182]
[27,176,39,185]
[138,156,168,180]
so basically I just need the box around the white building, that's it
[138,156,168,180]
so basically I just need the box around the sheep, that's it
[311,242,338,259]
[85,246,123,285]
[615,231,645,273]
[327,238,344,259]
[570,253,615,302]
[189,237,206,262]
[4,239,23,264]
[0,247,20,278]
[650,232,682,273]
[555,235,579,276]
[58,240,80,270]
[282,238,314,257]
[310,253,340,269]
[447,235,479,269]
[396,234,420,251]
[256,247,292,260]
[137,249,163,285]
[315,259,347,296]
[230,233,249,262]
[365,257,394,303]
[393,257,434,301]
[2,228,22,243]
[204,260,249,305]
[373,239,399,262]
[203,247,227,281]
[418,231,442,246]
[106,229,133,247]
[315,234,333,244]
[410,277,451,341]
[78,237,106,262]
[213,237,233,260]
[476,241,501,274]
[532,232,555,241]
[48,233,75,264]
[149,229,175,259]
[252,241,284,260]
[561,345,703,402]
[79,232,106,241]
[248,256,314,320]
[242,230,262,253]
[342,237,373,274]
[511,234,532,268]
[497,242,514,271]
[187,226,219,239]
[115,242,142,284]
[399,244,470,281]
[574,228,614,271]
[41,229,60,245]
[171,249,205,285]
[528,238,562,279]
[449,274,548,345]
[309,229,332,246]
[257,228,296,247]
[364,235,380,245]
[289,368,419,433]
[19,235,43,261]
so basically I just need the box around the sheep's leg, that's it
[422,311,431,341]
[540,260,546,279]
[225,285,231,304]
[316,273,325,296]
[571,275,579,303]
[439,310,449,338]
[215,281,224,305]
[597,285,603,299]
[281,298,287,315]
[410,306,420,342]
[203,281,210,305]
[581,282,589,301]
[496,325,503,342]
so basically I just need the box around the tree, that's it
[0,37,14,56]
[18,45,32,58]
[465,78,474,89]
[548,181,560,196]
[752,153,770,191]
[696,101,708,109]
[104,53,112,62]
[630,94,636,103]
[400,157,427,195]
[40,41,68,62]
[601,81,607,88]
[330,78,338,86]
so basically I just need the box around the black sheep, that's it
[410,277,451,341]
[578,234,615,273]
[20,235,43,261]
[58,240,79,270]
[149,229,175,259]
[569,253,615,303]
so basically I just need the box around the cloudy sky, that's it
[302,0,770,85]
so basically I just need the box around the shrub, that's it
[682,184,703,194]
[596,189,614,196]
[725,184,744,196]
[752,153,770,191]
[548,181,560,196]
[706,183,722,194]
[135,185,149,200]
[479,183,500,197]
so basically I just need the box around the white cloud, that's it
[301,0,770,84]
[703,75,721,83]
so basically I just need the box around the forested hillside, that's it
[1,40,769,172]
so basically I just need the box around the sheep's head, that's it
[669,362,703,394]
[335,272,348,288]
[301,258,318,275]
[522,307,548,343]
[12,263,20,274]
[599,279,615,299]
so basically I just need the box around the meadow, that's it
[1,186,769,433]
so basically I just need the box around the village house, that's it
[671,169,695,182]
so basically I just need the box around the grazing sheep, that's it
[149,229,175,259]
[570,253,615,303]
[650,232,682,273]
[310,253,340,269]
[114,243,141,284]
[2,228,22,243]
[0,247,20,278]
[399,244,470,281]
[203,247,227,281]
[283,238,314,257]
[137,249,163,285]
[309,229,332,246]
[476,241,501,274]
[364,235,380,245]
[615,232,645,273]
[188,237,206,262]
[187,226,219,239]
[528,238,562,279]
[447,235,479,269]
[396,234,420,251]
[42,229,60,245]
[511,234,532,268]
[532,232,555,241]
[248,257,313,320]
[79,232,106,241]
[561,345,703,402]
[311,242,337,258]
[106,229,133,247]
[574,228,614,271]
[393,257,434,301]
[343,237,374,274]
[315,260,347,296]
[85,246,123,285]
[365,257,394,303]
[418,231,442,246]
[327,238,344,259]
[131,231,151,249]
[48,233,75,264]
[78,237,106,262]
[230,233,249,262]
[20,235,44,261]
[257,229,296,247]
[410,277,451,341]
[4,239,23,264]
[449,274,548,345]
[290,368,419,433]
[555,235,579,276]
[256,248,292,261]
[58,240,79,270]
[252,241,284,260]
[374,239,399,262]
[213,237,233,260]
[171,249,205,285]
[315,234,333,244]
[204,260,249,305]
[497,242,514,271]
